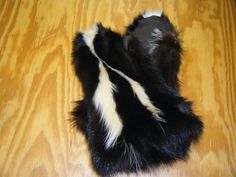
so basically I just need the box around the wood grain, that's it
[0,0,235,177]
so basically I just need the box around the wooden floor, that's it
[0,0,235,177]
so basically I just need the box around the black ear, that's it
[123,35,144,54]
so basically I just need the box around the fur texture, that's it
[72,12,203,177]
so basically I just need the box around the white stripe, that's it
[142,9,163,18]
[102,60,165,122]
[82,24,98,56]
[93,62,123,148]
[83,24,123,149]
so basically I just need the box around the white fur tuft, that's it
[82,24,99,56]
[152,28,162,39]
[148,28,163,55]
[142,9,163,18]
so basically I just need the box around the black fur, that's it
[72,12,203,177]
[125,13,182,91]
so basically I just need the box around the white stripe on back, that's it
[83,24,123,149]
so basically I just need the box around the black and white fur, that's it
[72,10,203,177]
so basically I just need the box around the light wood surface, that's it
[0,0,235,177]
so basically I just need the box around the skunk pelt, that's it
[71,10,203,177]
